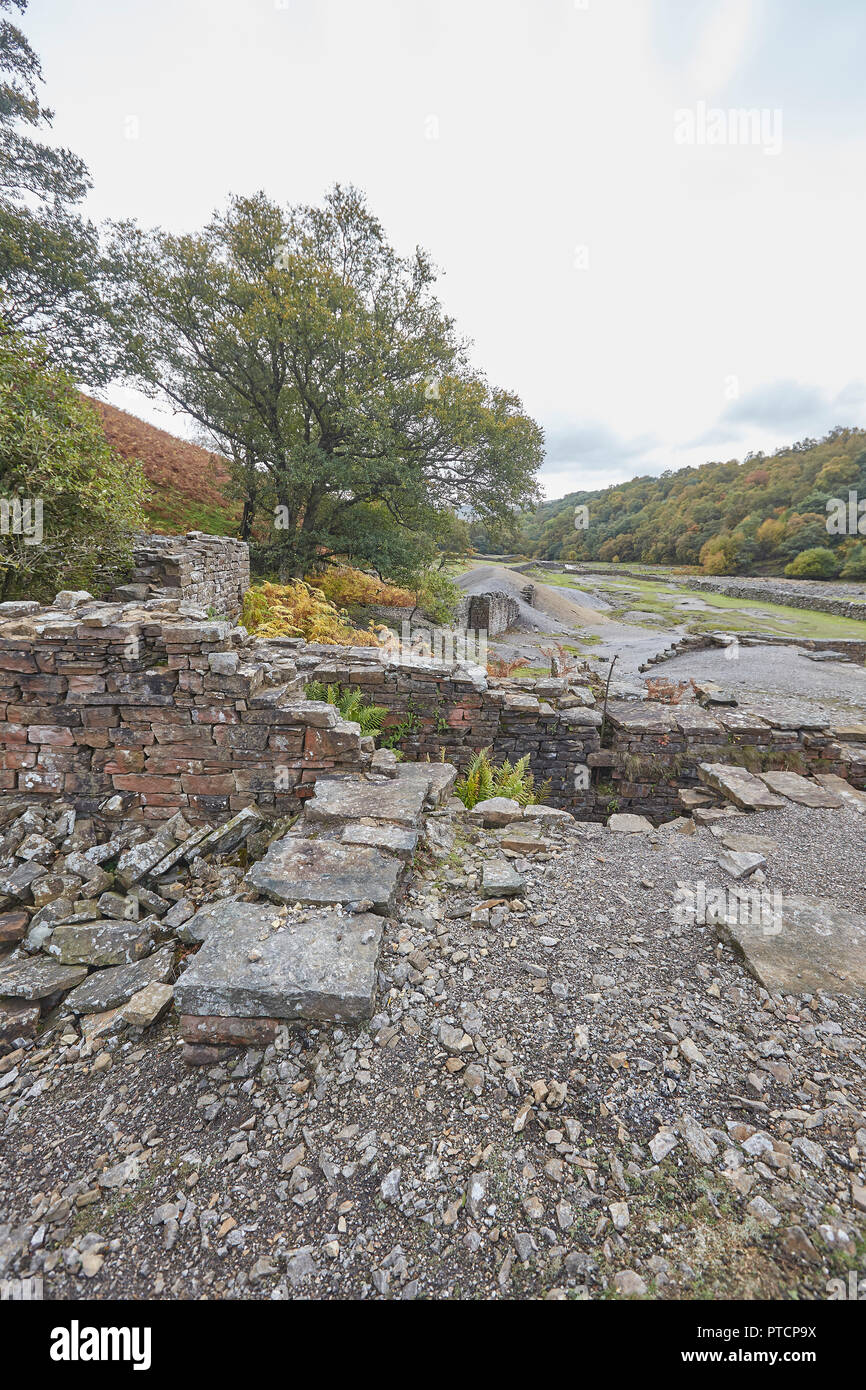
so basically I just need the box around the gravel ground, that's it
[2,801,864,1301]
[660,644,866,723]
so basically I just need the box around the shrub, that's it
[784,547,840,579]
[304,680,387,735]
[307,565,416,610]
[454,748,544,808]
[241,580,386,644]
[415,569,460,623]
[0,326,148,600]
[839,543,866,580]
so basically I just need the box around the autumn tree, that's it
[107,186,543,579]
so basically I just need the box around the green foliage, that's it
[516,429,866,576]
[0,323,148,600]
[107,184,542,579]
[784,546,840,579]
[380,711,420,747]
[454,747,543,809]
[416,569,460,623]
[0,2,111,382]
[839,542,866,580]
[304,680,387,735]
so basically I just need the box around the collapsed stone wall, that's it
[114,532,250,619]
[0,600,368,824]
[593,700,866,821]
[299,648,600,813]
[456,590,522,636]
[1,594,864,825]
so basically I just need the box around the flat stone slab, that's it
[0,862,45,903]
[467,797,522,827]
[394,762,458,807]
[718,849,766,879]
[64,945,175,1015]
[830,725,866,742]
[340,823,419,860]
[758,771,844,809]
[497,824,549,854]
[174,907,384,1022]
[814,775,866,813]
[0,954,87,1000]
[304,774,427,828]
[246,837,401,914]
[698,763,786,811]
[713,830,780,855]
[121,982,174,1028]
[710,894,866,996]
[693,806,745,826]
[49,921,155,967]
[481,861,525,897]
[184,806,264,861]
[177,899,280,946]
[673,707,724,735]
[608,813,653,834]
[179,1014,281,1047]
[606,702,676,733]
[678,788,715,808]
[116,813,189,888]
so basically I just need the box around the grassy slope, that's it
[86,397,240,535]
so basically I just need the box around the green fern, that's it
[455,748,545,809]
[304,680,387,736]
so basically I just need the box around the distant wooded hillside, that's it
[505,428,866,577]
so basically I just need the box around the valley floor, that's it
[2,799,864,1301]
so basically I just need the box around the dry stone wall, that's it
[113,532,250,619]
[0,598,368,824]
[0,591,863,825]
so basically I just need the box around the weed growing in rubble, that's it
[454,747,544,808]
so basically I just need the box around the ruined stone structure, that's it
[113,532,250,619]
[1,532,864,826]
[455,590,521,636]
[1,591,863,825]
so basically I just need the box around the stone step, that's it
[758,770,844,809]
[174,904,384,1024]
[698,763,786,811]
[303,771,429,828]
[246,836,402,914]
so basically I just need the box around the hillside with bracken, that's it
[85,396,240,535]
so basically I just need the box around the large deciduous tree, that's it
[0,0,110,382]
[107,185,543,577]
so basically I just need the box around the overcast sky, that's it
[26,0,866,499]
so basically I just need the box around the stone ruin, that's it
[112,531,250,619]
[1,532,864,1066]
